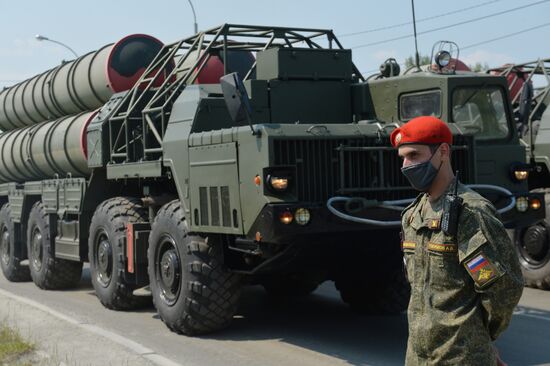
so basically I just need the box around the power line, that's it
[359,21,550,76]
[339,0,503,38]
[351,0,550,49]
[462,21,550,49]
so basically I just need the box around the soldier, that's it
[391,116,524,365]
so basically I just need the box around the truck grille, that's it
[272,135,474,202]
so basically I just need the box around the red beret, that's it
[390,116,452,148]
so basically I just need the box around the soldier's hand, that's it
[494,345,507,366]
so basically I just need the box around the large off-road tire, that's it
[27,202,82,289]
[335,266,410,315]
[516,221,550,289]
[0,204,30,282]
[89,197,150,309]
[262,273,321,297]
[148,200,242,335]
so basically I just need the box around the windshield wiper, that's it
[456,83,488,110]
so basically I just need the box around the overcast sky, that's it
[1,0,549,88]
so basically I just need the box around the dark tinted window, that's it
[400,90,441,120]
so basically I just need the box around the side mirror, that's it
[220,73,252,122]
[518,81,533,127]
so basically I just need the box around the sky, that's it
[1,0,549,89]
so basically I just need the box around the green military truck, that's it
[0,25,543,335]
[490,59,550,289]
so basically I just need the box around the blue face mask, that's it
[401,146,442,192]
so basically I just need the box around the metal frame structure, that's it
[106,24,363,165]
[489,58,550,125]
[489,58,550,162]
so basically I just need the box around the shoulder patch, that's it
[464,251,503,287]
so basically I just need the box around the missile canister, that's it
[0,111,97,183]
[0,34,164,131]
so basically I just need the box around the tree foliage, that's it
[469,62,490,72]
[404,54,431,68]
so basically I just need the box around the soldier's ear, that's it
[440,143,451,161]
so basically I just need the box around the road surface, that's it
[0,267,549,366]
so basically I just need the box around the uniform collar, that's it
[408,180,461,231]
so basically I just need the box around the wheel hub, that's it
[520,225,550,265]
[31,229,43,271]
[156,237,181,306]
[96,236,113,287]
[160,250,180,291]
[0,229,10,267]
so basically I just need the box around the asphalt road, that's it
[0,268,549,366]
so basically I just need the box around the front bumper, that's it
[246,192,545,244]
[500,191,545,229]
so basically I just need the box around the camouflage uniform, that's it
[401,182,524,365]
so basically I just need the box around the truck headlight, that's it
[294,208,311,226]
[269,176,289,191]
[510,163,531,181]
[435,51,451,68]
[516,197,529,212]
[514,170,529,181]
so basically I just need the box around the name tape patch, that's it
[427,242,457,253]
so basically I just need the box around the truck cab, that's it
[356,66,540,227]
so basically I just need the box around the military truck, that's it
[0,25,543,335]
[490,59,550,289]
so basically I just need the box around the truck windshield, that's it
[400,90,441,120]
[451,86,509,140]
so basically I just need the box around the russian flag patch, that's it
[464,252,501,287]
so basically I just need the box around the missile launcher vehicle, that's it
[0,25,544,335]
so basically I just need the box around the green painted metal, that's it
[0,111,96,184]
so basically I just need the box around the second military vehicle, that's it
[491,58,550,289]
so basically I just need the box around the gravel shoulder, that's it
[0,288,178,366]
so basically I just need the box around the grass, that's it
[0,323,34,364]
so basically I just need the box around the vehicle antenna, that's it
[411,0,421,71]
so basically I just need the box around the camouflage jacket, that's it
[401,182,523,366]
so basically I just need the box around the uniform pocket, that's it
[429,251,468,310]
[403,250,415,283]
[428,250,465,290]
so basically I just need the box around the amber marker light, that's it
[530,198,542,210]
[280,211,293,224]
[254,175,261,186]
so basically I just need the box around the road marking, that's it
[0,288,186,366]
[514,306,550,322]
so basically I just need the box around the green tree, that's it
[405,54,432,68]
[469,62,490,72]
